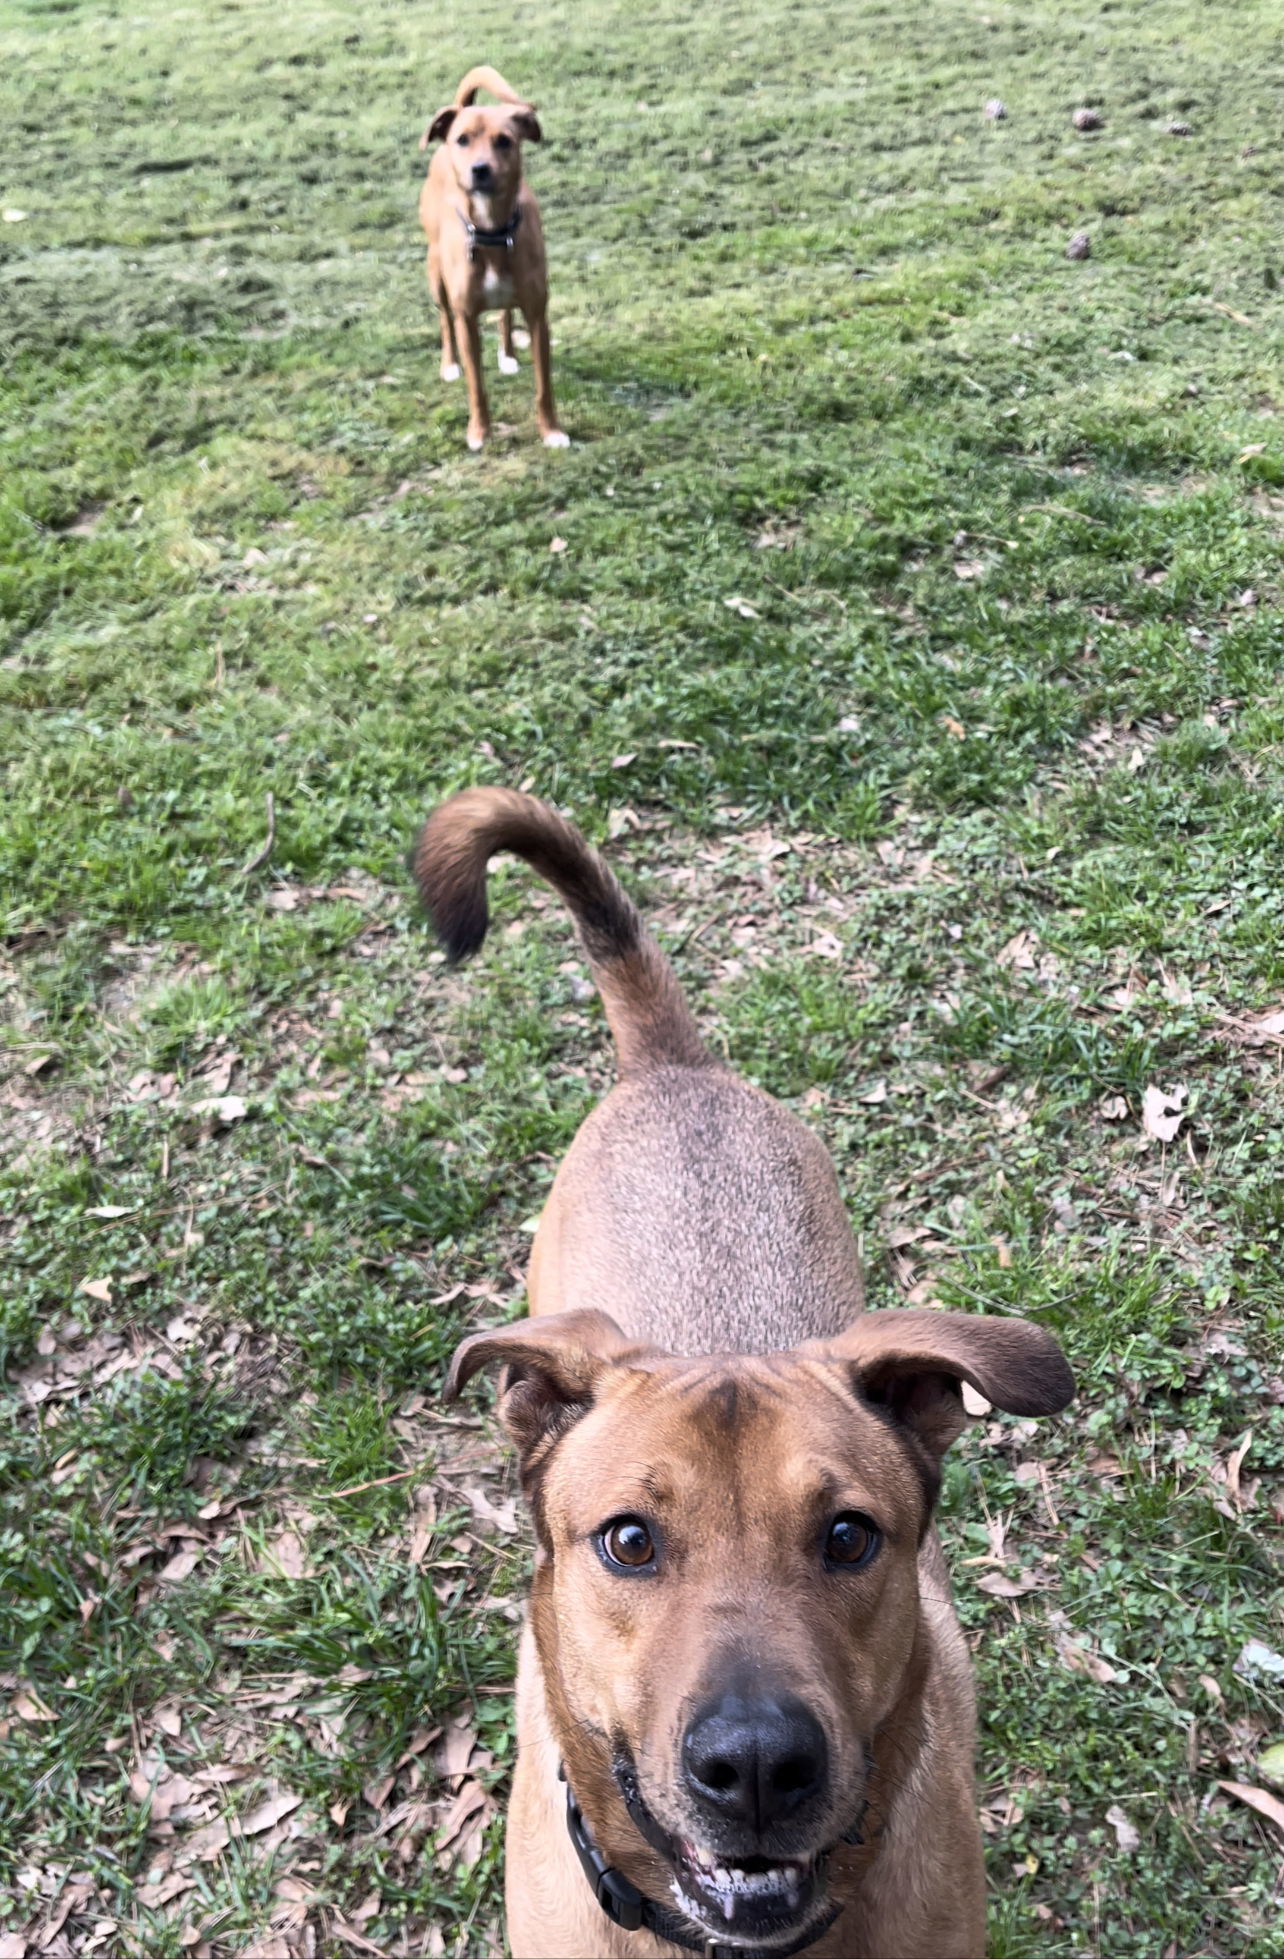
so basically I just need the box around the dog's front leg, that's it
[524,308,569,448]
[438,300,461,382]
[428,252,461,382]
[457,312,491,452]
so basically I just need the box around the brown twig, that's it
[315,1465,426,1501]
[1019,503,1107,527]
[239,791,276,878]
[1209,299,1258,328]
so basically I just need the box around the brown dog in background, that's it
[414,788,1073,1959]
[418,66,568,452]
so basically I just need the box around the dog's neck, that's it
[462,186,519,236]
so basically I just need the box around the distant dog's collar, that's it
[560,1763,851,1959]
[459,203,522,261]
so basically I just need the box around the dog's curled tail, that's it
[412,788,709,1079]
[454,65,532,109]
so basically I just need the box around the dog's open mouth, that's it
[672,1838,824,1933]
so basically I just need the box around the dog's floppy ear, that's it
[813,1309,1074,1462]
[510,107,542,142]
[446,1308,655,1463]
[421,105,457,150]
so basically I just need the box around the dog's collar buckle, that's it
[461,204,522,262]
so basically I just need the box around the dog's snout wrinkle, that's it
[682,1693,828,1833]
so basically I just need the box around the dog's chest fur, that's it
[479,262,516,309]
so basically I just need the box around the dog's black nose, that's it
[681,1695,827,1830]
[470,160,494,187]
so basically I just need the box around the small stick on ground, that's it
[239,791,276,878]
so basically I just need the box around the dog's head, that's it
[447,1307,1072,1949]
[420,99,541,203]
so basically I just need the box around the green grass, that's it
[2,0,1283,1952]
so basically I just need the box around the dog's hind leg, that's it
[498,310,520,375]
[524,307,569,448]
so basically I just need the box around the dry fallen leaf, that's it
[548,535,568,553]
[13,1688,57,1722]
[1105,1802,1140,1853]
[722,595,760,618]
[461,1483,519,1535]
[435,1711,479,1782]
[78,1277,113,1303]
[977,1568,1042,1599]
[1141,1083,1187,1143]
[261,1529,310,1580]
[180,1816,232,1862]
[1217,1780,1284,1839]
[435,1778,493,1870]
[998,929,1038,971]
[189,1094,248,1124]
[136,1872,197,1909]
[241,1789,303,1836]
[1047,1609,1122,1684]
[1225,1430,1254,1510]
[157,1548,203,1585]
[952,560,985,581]
[329,1919,386,1955]
[86,1204,135,1220]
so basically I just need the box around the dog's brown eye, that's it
[456,133,470,147]
[825,1513,879,1569]
[600,1516,656,1570]
[496,133,513,150]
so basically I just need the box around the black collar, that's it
[458,203,522,261]
[561,1766,848,1959]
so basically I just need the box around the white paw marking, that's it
[441,361,461,382]
[497,351,520,374]
[542,429,571,448]
[467,431,486,451]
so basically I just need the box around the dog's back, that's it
[413,787,864,1350]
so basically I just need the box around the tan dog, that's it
[414,789,1073,1959]
[418,66,568,452]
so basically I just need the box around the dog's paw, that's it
[542,429,571,448]
[440,361,462,382]
[497,351,520,375]
[466,430,487,452]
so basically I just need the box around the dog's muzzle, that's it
[563,1758,851,1959]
